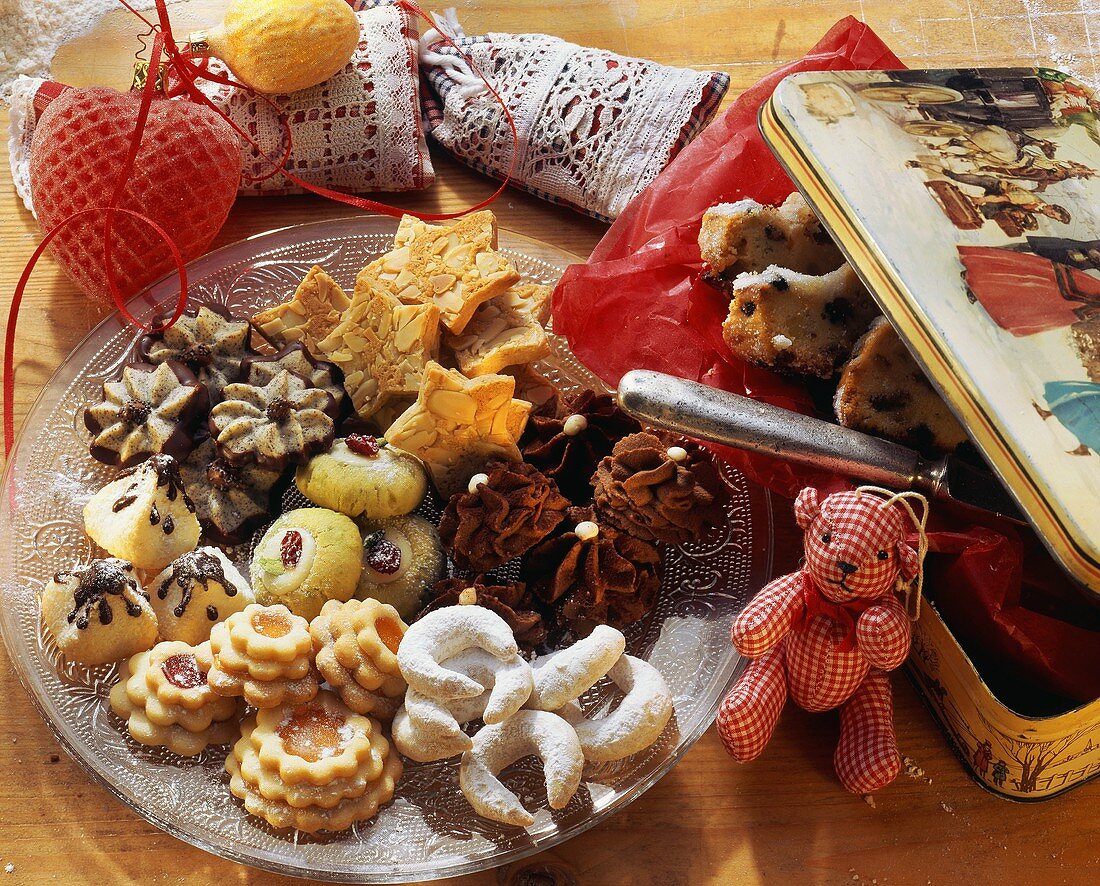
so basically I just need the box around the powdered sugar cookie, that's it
[396,605,518,700]
[556,655,673,762]
[526,625,625,711]
[391,697,481,762]
[459,710,584,827]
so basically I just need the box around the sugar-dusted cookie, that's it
[356,514,445,619]
[226,692,402,832]
[526,625,626,711]
[385,361,532,498]
[41,559,158,665]
[459,709,583,827]
[139,304,255,403]
[445,283,553,378]
[361,210,520,335]
[310,598,407,717]
[834,317,968,455]
[720,262,880,378]
[251,508,362,619]
[210,369,337,470]
[83,454,201,573]
[295,435,428,519]
[85,360,209,468]
[240,343,346,415]
[251,266,352,353]
[109,640,242,756]
[699,191,842,278]
[150,547,255,646]
[178,439,282,545]
[316,282,441,420]
[207,603,319,708]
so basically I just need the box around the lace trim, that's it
[421,27,728,219]
[7,75,45,216]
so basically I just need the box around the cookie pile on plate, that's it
[38,210,723,833]
[699,192,969,456]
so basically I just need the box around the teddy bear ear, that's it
[794,487,820,530]
[895,541,920,581]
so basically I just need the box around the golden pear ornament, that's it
[188,0,360,95]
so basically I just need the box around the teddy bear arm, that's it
[855,600,912,671]
[731,572,805,658]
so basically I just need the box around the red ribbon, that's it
[4,0,520,458]
[792,572,877,652]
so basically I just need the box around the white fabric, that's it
[423,27,719,219]
[7,75,43,215]
[193,7,432,195]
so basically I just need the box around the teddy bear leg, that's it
[834,669,901,794]
[715,646,788,762]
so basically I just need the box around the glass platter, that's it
[0,216,774,883]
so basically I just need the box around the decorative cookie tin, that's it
[761,67,1100,597]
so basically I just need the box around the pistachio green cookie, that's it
[295,435,428,519]
[356,514,444,619]
[251,508,362,619]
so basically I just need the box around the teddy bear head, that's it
[794,487,920,603]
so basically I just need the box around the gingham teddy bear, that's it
[716,486,928,794]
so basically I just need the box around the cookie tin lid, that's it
[761,67,1100,595]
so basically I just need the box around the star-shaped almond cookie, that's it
[359,211,519,335]
[316,280,441,419]
[385,361,532,497]
[445,283,553,377]
[252,266,352,353]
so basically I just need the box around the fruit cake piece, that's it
[834,317,968,455]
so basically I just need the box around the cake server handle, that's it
[616,369,1023,521]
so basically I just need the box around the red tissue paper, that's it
[552,17,1100,704]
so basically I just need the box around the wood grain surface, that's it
[2,1,1098,883]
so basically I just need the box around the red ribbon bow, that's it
[792,572,876,652]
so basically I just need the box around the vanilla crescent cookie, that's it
[555,655,673,762]
[459,710,584,827]
[396,605,519,700]
[207,603,319,708]
[109,640,242,756]
[310,598,408,718]
[526,625,626,711]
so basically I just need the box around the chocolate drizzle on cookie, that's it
[156,549,232,619]
[64,559,146,630]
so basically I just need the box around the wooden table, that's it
[2,1,1097,883]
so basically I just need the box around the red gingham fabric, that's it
[834,669,901,794]
[718,489,917,792]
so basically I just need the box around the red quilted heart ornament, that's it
[29,85,241,303]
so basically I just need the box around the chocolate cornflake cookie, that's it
[834,318,968,455]
[240,343,346,415]
[718,263,880,378]
[209,369,337,470]
[180,439,283,544]
[139,304,255,403]
[85,360,209,467]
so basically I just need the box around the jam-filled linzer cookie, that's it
[527,507,662,632]
[226,690,402,832]
[385,361,532,498]
[251,508,362,619]
[356,514,444,619]
[240,343,347,416]
[83,454,201,573]
[251,266,352,354]
[592,433,714,545]
[295,434,428,519]
[150,547,255,646]
[84,360,208,467]
[207,603,319,708]
[310,598,408,717]
[40,559,158,665]
[209,369,337,470]
[439,460,569,573]
[109,640,242,756]
[179,439,282,545]
[139,304,255,403]
[521,390,641,503]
